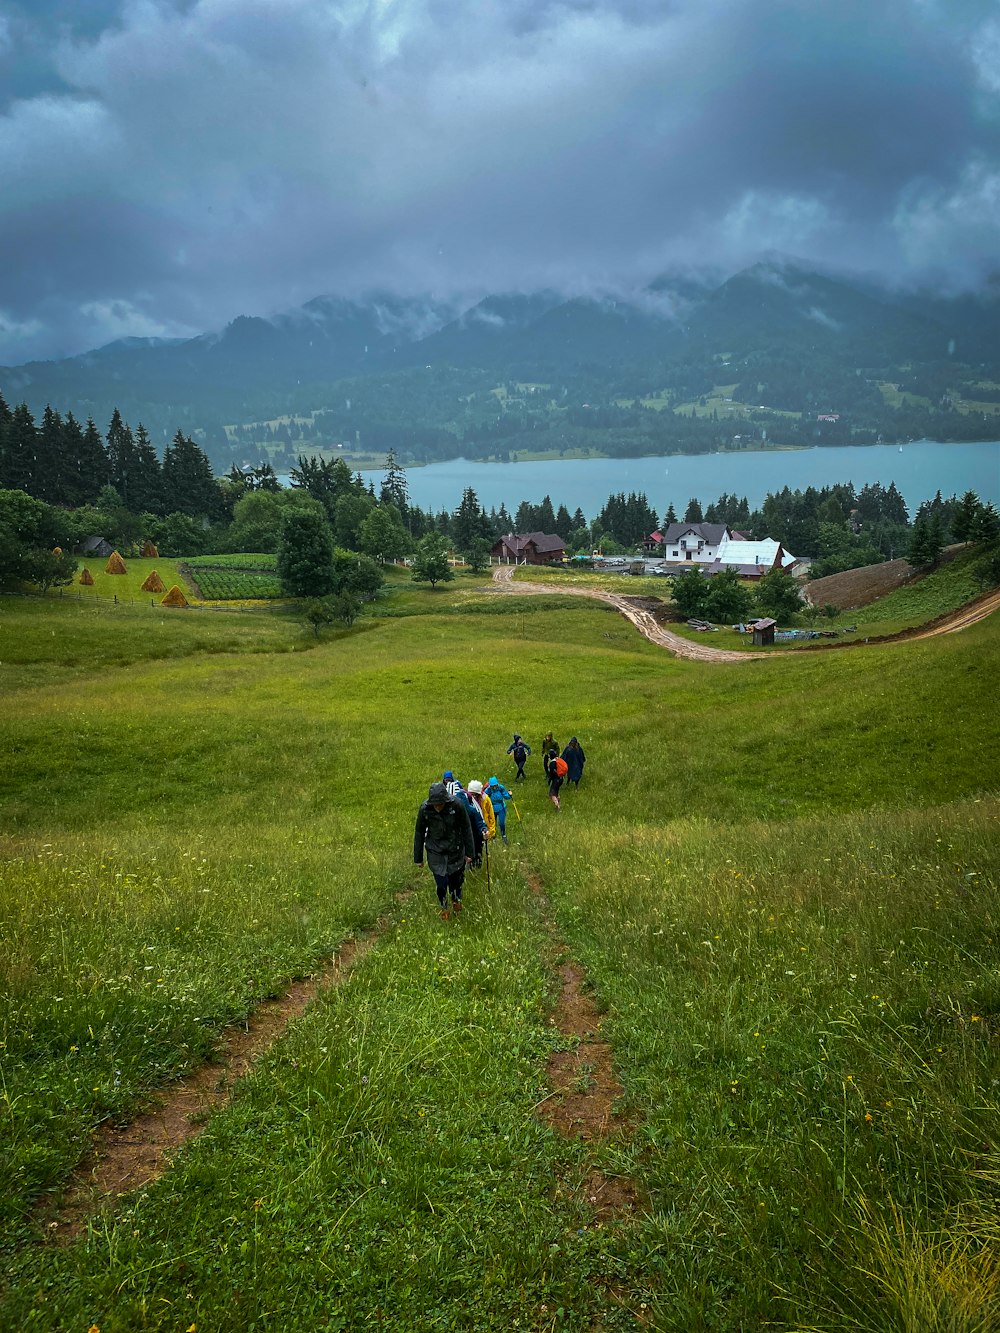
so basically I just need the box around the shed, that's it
[77,536,113,558]
[749,617,777,647]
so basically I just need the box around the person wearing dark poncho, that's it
[414,781,475,920]
[561,737,586,787]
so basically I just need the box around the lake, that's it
[356,440,1000,519]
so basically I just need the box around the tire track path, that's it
[41,899,408,1241]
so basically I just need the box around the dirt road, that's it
[490,565,755,663]
[489,565,1000,662]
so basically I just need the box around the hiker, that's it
[443,769,462,798]
[467,780,496,849]
[543,747,568,809]
[561,737,586,787]
[506,734,531,781]
[484,775,513,843]
[456,782,487,866]
[542,732,559,758]
[414,780,475,920]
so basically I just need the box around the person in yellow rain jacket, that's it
[466,780,496,860]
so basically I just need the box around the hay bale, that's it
[79,568,95,586]
[141,540,159,558]
[105,550,127,575]
[160,584,188,608]
[140,570,166,593]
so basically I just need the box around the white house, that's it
[654,525,799,577]
[658,522,731,564]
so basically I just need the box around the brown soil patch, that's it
[526,871,633,1147]
[43,917,397,1242]
[541,962,627,1141]
[806,544,968,611]
[576,1166,644,1223]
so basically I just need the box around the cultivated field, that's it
[1,577,998,1331]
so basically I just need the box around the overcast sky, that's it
[2,0,999,363]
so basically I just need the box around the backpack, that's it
[553,757,568,779]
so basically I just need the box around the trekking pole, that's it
[510,799,522,824]
[484,835,491,891]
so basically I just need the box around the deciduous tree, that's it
[411,533,453,588]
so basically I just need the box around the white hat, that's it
[467,779,483,794]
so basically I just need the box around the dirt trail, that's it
[526,872,641,1206]
[42,906,403,1241]
[490,564,753,662]
[490,564,1000,660]
[907,585,1000,638]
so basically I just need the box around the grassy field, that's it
[1,577,999,1330]
[66,556,192,603]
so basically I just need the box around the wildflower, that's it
[88,1326,101,1333]
[971,1014,982,1023]
[865,1113,873,1123]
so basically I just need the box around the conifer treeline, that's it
[2,391,993,568]
[0,396,220,519]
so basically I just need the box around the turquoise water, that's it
[357,440,1000,518]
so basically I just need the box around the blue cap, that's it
[443,770,454,780]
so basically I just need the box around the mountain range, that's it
[3,257,999,464]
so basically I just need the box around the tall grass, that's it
[1,589,998,1329]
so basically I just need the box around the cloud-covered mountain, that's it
[3,258,999,461]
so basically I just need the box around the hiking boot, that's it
[440,908,451,921]
[453,899,463,913]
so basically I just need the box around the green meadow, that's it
[1,574,999,1331]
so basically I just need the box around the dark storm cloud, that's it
[1,0,999,363]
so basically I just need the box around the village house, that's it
[656,522,731,564]
[645,526,800,579]
[491,531,566,565]
[701,537,793,580]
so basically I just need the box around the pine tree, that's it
[77,417,111,502]
[2,402,38,494]
[536,494,556,533]
[663,502,677,526]
[106,409,138,509]
[970,502,1000,546]
[60,412,88,507]
[951,490,983,544]
[162,431,220,519]
[36,405,65,504]
[380,449,409,517]
[684,497,703,523]
[131,424,164,514]
[453,488,491,553]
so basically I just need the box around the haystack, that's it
[140,570,166,593]
[160,585,188,608]
[79,568,95,586]
[105,550,127,575]
[141,540,159,558]
[52,546,62,554]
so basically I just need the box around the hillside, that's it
[1,580,999,1331]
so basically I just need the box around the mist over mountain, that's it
[3,256,999,470]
